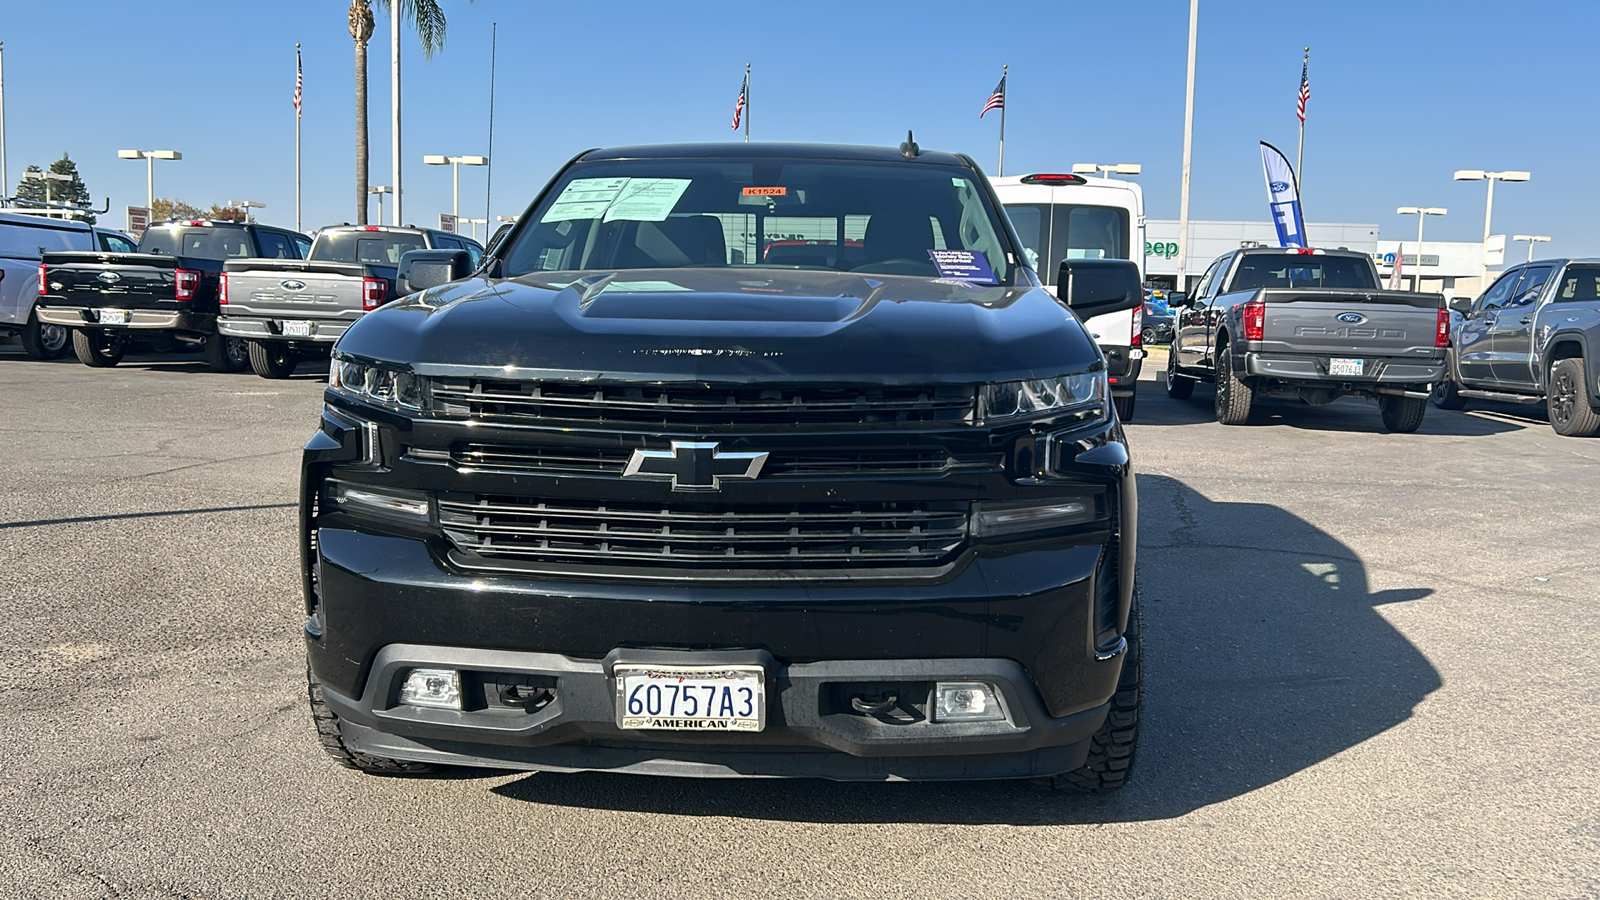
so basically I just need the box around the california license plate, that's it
[282,320,312,337]
[615,665,765,731]
[100,309,127,325]
[1329,357,1364,376]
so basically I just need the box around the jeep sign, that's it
[1145,241,1179,259]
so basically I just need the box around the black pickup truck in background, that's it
[36,221,310,371]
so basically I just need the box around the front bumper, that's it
[36,305,209,333]
[219,315,350,343]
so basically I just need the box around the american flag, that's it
[731,74,747,130]
[980,75,1005,118]
[1295,58,1309,123]
[293,47,303,119]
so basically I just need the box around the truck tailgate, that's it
[1257,289,1443,359]
[223,259,381,318]
[41,252,180,308]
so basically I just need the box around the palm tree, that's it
[351,0,456,224]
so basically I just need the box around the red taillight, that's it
[1242,298,1266,342]
[363,225,381,231]
[38,263,48,296]
[1436,308,1450,347]
[218,272,229,305]
[1130,303,1143,348]
[362,277,387,310]
[175,269,200,301]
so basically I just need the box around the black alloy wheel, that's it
[1548,358,1600,437]
[204,335,250,373]
[71,329,124,367]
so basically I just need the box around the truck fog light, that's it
[399,668,461,709]
[934,682,1004,722]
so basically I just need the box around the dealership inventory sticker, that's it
[928,249,997,284]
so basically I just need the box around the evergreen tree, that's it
[14,153,95,222]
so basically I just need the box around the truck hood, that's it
[335,268,1102,384]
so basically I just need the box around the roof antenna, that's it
[899,130,920,160]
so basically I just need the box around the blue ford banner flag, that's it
[1259,141,1308,248]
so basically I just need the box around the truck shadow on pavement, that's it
[490,474,1442,824]
[1140,381,1525,436]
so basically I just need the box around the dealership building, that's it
[1142,220,1490,299]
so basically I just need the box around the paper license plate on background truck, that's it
[615,665,765,731]
[1330,358,1364,376]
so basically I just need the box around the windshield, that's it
[139,226,256,259]
[501,158,1014,283]
[0,220,93,259]
[1003,203,1129,286]
[1229,255,1377,290]
[311,231,426,265]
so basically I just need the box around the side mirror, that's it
[1167,292,1189,307]
[1056,259,1143,319]
[1448,296,1472,315]
[396,249,473,296]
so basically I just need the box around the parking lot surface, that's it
[2,347,1596,899]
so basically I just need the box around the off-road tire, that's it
[1379,395,1428,433]
[20,311,69,359]
[1113,390,1136,422]
[1213,346,1253,425]
[1548,357,1600,437]
[71,329,123,367]
[248,341,298,379]
[1432,377,1467,410]
[1165,348,1194,400]
[307,666,436,775]
[1038,590,1142,792]
[204,334,249,373]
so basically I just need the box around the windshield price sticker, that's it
[741,186,787,197]
[602,178,693,223]
[615,665,765,732]
[541,177,629,222]
[928,249,998,284]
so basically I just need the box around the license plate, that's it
[282,320,312,337]
[100,309,127,325]
[615,665,765,732]
[1329,357,1364,376]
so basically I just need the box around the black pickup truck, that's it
[302,141,1145,790]
[37,220,310,371]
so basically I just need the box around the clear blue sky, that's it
[3,0,1595,256]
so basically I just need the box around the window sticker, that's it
[602,178,693,223]
[742,186,787,197]
[928,249,998,284]
[541,177,629,222]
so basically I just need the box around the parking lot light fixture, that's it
[1454,169,1530,281]
[424,154,488,221]
[1074,162,1142,179]
[1397,206,1447,292]
[227,200,265,223]
[117,149,183,210]
[1512,234,1550,262]
[23,170,71,206]
[457,216,487,241]
[368,185,393,225]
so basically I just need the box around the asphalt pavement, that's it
[1,345,1596,899]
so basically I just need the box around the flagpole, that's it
[295,43,302,233]
[744,63,751,144]
[997,64,1007,176]
[1296,46,1308,201]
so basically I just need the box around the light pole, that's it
[116,149,182,210]
[1071,163,1142,180]
[422,154,488,220]
[369,185,392,225]
[1396,206,1446,292]
[227,200,266,223]
[1175,0,1200,292]
[24,170,71,207]
[457,217,487,241]
[1,41,8,203]
[1453,169,1529,283]
[1513,234,1550,262]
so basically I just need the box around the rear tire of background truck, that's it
[203,335,249,373]
[1037,588,1142,793]
[1547,358,1600,437]
[20,311,69,360]
[307,666,437,776]
[1379,395,1428,433]
[1113,390,1136,422]
[1165,349,1194,400]
[1213,346,1253,425]
[248,341,298,379]
[1432,377,1467,411]
[71,329,123,367]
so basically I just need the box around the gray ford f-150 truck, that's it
[1434,258,1600,436]
[1165,247,1449,431]
[219,225,483,378]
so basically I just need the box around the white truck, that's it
[990,173,1146,420]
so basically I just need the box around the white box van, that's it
[991,173,1146,420]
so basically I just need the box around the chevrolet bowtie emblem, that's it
[622,441,768,492]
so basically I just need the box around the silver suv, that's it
[0,212,135,359]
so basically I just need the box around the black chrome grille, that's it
[438,443,999,479]
[438,496,970,569]
[429,379,976,429]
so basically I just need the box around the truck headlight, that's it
[972,496,1100,537]
[329,354,426,410]
[981,372,1106,422]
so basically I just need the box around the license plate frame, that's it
[614,665,766,732]
[1329,357,1364,377]
[282,320,313,337]
[100,309,127,325]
